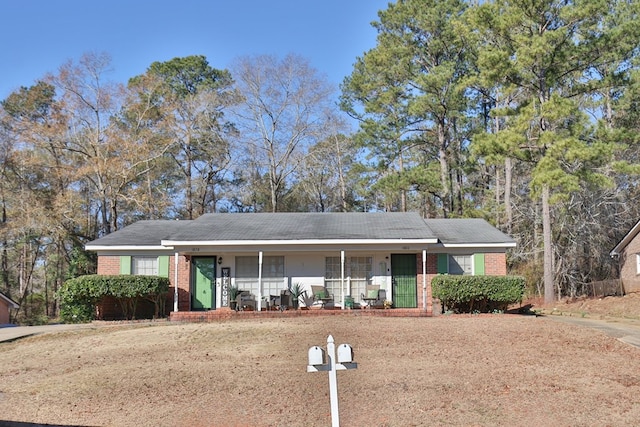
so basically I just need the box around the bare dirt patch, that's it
[1,311,640,427]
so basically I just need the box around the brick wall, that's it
[0,301,11,324]
[620,237,640,293]
[485,253,507,275]
[97,256,120,275]
[169,254,191,311]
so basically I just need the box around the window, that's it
[325,256,372,301]
[449,255,472,275]
[636,254,640,275]
[132,256,158,276]
[235,256,285,296]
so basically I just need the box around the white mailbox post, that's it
[307,335,357,427]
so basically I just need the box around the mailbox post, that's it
[307,335,357,427]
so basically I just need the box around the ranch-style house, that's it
[85,212,516,317]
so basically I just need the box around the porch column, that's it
[422,250,427,312]
[174,252,179,312]
[258,251,263,311]
[340,250,345,309]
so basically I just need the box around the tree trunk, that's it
[542,185,555,304]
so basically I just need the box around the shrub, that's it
[58,275,170,323]
[432,275,526,313]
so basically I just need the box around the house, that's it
[610,219,640,294]
[0,292,19,325]
[85,212,516,317]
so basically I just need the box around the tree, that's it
[131,55,239,219]
[231,54,335,212]
[472,0,636,303]
[341,0,473,216]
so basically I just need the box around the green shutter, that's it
[437,254,448,274]
[474,253,485,276]
[158,256,169,277]
[120,256,132,274]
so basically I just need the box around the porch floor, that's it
[170,307,432,322]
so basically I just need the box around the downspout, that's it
[258,251,263,311]
[422,250,427,312]
[341,250,345,309]
[174,252,179,312]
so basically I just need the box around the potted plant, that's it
[288,283,305,310]
[228,286,240,311]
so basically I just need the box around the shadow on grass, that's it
[0,422,96,427]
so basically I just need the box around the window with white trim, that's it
[235,256,285,297]
[132,256,158,276]
[325,256,372,302]
[449,255,472,275]
[636,254,640,275]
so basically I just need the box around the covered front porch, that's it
[168,246,434,314]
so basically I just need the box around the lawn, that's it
[1,314,639,426]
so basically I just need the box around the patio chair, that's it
[236,291,256,311]
[311,285,334,309]
[279,289,292,311]
[361,285,385,309]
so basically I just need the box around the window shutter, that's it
[158,256,169,277]
[474,253,485,276]
[119,256,132,275]
[437,254,448,274]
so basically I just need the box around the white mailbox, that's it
[308,345,326,366]
[337,343,353,363]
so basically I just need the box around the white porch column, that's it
[340,250,345,309]
[258,251,263,311]
[422,250,427,311]
[174,252,179,312]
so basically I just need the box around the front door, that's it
[192,257,216,310]
[392,254,417,308]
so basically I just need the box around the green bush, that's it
[432,275,525,313]
[58,275,170,323]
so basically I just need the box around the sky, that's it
[0,0,391,100]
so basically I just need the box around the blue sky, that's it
[0,0,390,100]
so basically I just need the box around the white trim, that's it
[162,239,438,247]
[440,243,516,248]
[85,245,173,251]
[173,252,179,312]
[0,293,19,309]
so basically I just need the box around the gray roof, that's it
[175,212,435,241]
[86,220,186,247]
[86,213,515,248]
[424,219,516,245]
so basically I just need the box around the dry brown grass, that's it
[1,310,640,427]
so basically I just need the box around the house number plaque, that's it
[221,267,230,307]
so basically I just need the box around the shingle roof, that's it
[85,213,515,248]
[424,218,516,245]
[177,212,435,241]
[86,220,186,247]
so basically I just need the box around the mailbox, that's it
[337,344,353,364]
[308,345,326,366]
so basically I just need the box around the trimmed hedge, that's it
[58,275,170,323]
[431,275,525,313]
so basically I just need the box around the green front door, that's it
[192,257,216,310]
[392,254,417,308]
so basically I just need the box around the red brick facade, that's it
[618,237,640,293]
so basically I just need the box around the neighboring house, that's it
[0,292,19,325]
[610,219,640,294]
[85,212,516,316]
